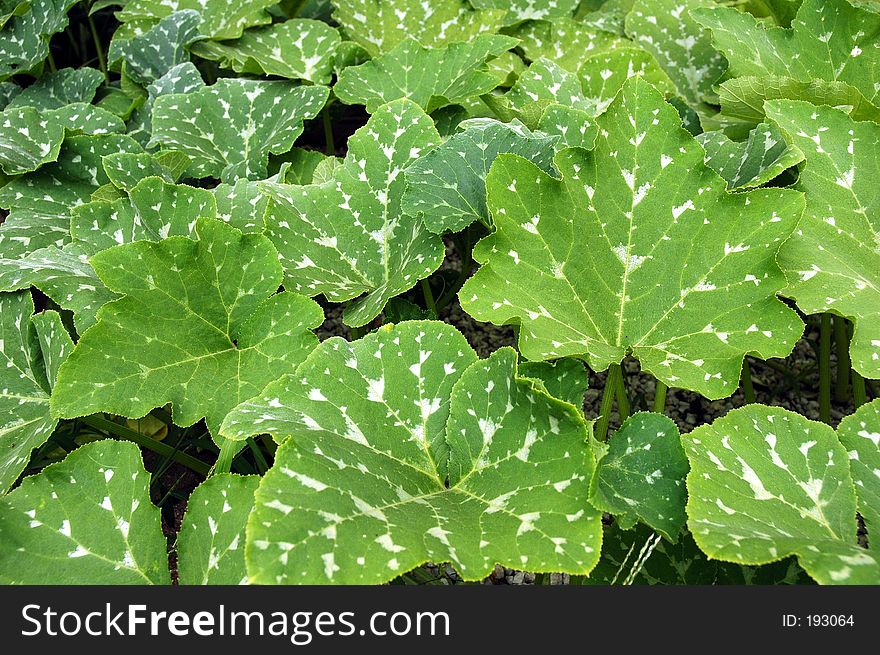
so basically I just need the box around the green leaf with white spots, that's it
[510,16,625,72]
[262,99,444,328]
[50,218,323,441]
[536,104,598,149]
[0,105,64,174]
[126,61,204,148]
[331,0,507,56]
[102,152,179,190]
[590,412,687,541]
[0,80,20,109]
[517,358,588,408]
[334,35,518,114]
[685,404,879,585]
[177,474,258,585]
[580,47,677,116]
[716,76,880,128]
[625,0,727,115]
[119,0,277,40]
[692,0,880,107]
[697,123,804,190]
[506,58,590,113]
[471,0,578,22]
[51,103,126,136]
[220,322,602,584]
[151,79,328,183]
[837,400,880,541]
[6,67,102,110]
[0,0,79,81]
[460,78,804,399]
[764,100,880,379]
[0,440,169,583]
[108,10,202,86]
[402,118,558,234]
[191,19,341,85]
[0,293,73,493]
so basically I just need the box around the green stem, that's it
[653,380,668,414]
[246,437,270,474]
[285,0,308,17]
[322,107,335,156]
[852,370,867,409]
[833,315,851,403]
[46,49,57,73]
[87,11,109,83]
[615,365,630,422]
[741,359,756,405]
[595,364,622,442]
[819,313,832,424]
[436,233,474,310]
[80,415,210,476]
[479,93,514,122]
[534,572,547,585]
[213,438,240,474]
[420,278,437,317]
[349,324,367,340]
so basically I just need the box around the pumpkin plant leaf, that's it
[108,9,203,86]
[0,0,79,81]
[517,358,588,408]
[765,100,880,378]
[460,78,804,399]
[176,474,258,585]
[334,35,518,114]
[693,0,880,107]
[126,61,204,148]
[510,17,625,72]
[580,46,677,116]
[220,322,602,584]
[6,67,102,110]
[402,117,559,234]
[590,412,688,541]
[471,0,578,22]
[331,0,507,56]
[0,105,64,174]
[837,399,880,541]
[684,404,880,585]
[150,79,328,183]
[0,440,169,583]
[50,217,324,440]
[191,19,341,85]
[696,122,804,190]
[118,0,276,40]
[0,293,73,493]
[262,98,445,328]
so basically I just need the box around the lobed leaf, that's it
[837,400,880,541]
[119,0,276,40]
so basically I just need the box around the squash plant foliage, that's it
[0,0,877,586]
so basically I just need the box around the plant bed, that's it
[0,0,878,587]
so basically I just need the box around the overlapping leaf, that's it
[765,100,880,378]
[510,16,625,72]
[697,123,804,190]
[580,47,677,116]
[118,0,276,40]
[684,405,880,584]
[0,440,168,583]
[6,67,102,110]
[191,19,341,85]
[126,61,204,148]
[402,118,558,234]
[0,106,64,174]
[334,35,517,113]
[0,293,73,493]
[177,474,258,585]
[332,0,507,56]
[460,78,804,399]
[151,79,328,183]
[590,412,687,541]
[262,99,444,328]
[50,218,323,439]
[837,400,880,540]
[0,0,79,81]
[471,0,578,22]
[517,358,588,408]
[220,322,601,584]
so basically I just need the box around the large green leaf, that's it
[506,58,590,113]
[460,78,804,399]
[837,400,880,541]
[262,99,444,328]
[580,46,677,116]
[332,0,507,56]
[335,35,517,113]
[697,123,804,190]
[220,322,602,584]
[509,16,625,72]
[0,293,73,493]
[126,61,204,148]
[176,474,258,585]
[191,19,341,85]
[517,358,589,408]
[402,118,558,234]
[471,0,578,22]
[108,10,202,86]
[625,0,727,115]
[50,218,323,440]
[119,0,277,40]
[693,0,880,106]
[765,100,880,378]
[151,79,328,183]
[0,440,169,583]
[590,412,687,541]
[0,0,79,81]
[0,106,64,174]
[685,404,879,584]
[6,67,102,110]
